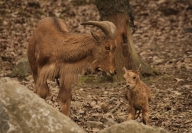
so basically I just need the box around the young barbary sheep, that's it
[123,67,151,125]
[27,17,117,116]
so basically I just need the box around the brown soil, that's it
[0,0,191,133]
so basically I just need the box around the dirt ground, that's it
[0,0,192,133]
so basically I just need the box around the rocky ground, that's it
[0,0,192,133]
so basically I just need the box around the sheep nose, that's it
[126,84,130,89]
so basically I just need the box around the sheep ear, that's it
[91,32,100,43]
[123,67,127,73]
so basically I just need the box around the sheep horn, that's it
[81,21,116,39]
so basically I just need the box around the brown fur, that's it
[123,67,151,125]
[28,17,117,116]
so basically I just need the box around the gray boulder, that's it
[98,120,169,133]
[9,57,31,77]
[0,77,86,133]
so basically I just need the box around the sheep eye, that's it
[133,76,136,79]
[105,46,110,50]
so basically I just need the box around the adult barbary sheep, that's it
[28,17,117,116]
[123,67,151,125]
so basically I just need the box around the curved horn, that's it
[81,21,116,39]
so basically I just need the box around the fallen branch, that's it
[185,120,192,124]
[109,102,121,114]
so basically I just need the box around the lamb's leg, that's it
[59,83,72,116]
[142,105,150,125]
[36,67,50,99]
[134,110,141,119]
[147,87,152,102]
[127,106,135,120]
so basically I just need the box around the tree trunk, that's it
[96,0,159,80]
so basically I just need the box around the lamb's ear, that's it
[123,67,127,73]
[91,31,101,43]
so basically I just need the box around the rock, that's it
[8,57,31,77]
[0,78,86,133]
[98,120,169,133]
[153,58,164,65]
[174,78,184,82]
[157,0,166,4]
[87,121,103,129]
[184,57,192,63]
[3,20,8,25]
[101,117,117,127]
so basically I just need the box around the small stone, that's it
[87,121,103,129]
[8,57,31,77]
[52,96,57,101]
[79,109,85,114]
[101,117,117,127]
[79,88,84,91]
[174,78,184,82]
[90,101,96,107]
[153,59,164,65]
[184,57,192,63]
[3,21,8,25]
[54,102,59,106]
[104,91,108,95]
[101,103,109,112]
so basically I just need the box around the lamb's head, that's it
[123,67,140,89]
[81,21,117,76]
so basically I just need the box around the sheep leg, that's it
[61,98,71,116]
[127,106,135,120]
[59,84,72,116]
[36,80,50,99]
[29,59,38,93]
[32,71,38,93]
[36,68,50,99]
